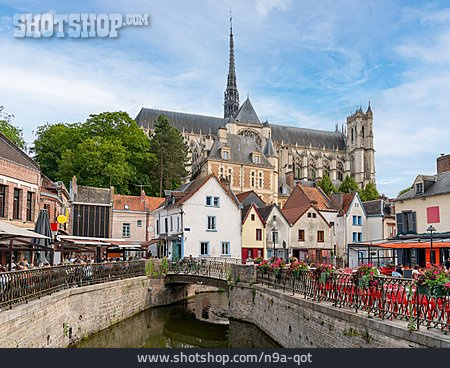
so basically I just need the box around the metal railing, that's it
[167,257,236,280]
[257,269,450,333]
[0,261,145,310]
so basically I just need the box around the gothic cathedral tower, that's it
[345,104,376,188]
[224,15,239,118]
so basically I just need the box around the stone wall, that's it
[229,284,450,348]
[0,276,200,348]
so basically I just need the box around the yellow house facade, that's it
[241,203,267,262]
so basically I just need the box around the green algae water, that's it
[75,292,279,348]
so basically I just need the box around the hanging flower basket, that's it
[416,267,450,298]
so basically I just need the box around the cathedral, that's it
[136,20,376,206]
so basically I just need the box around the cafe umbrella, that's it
[33,209,53,265]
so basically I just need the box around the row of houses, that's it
[152,173,395,265]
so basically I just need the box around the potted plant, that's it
[270,257,286,277]
[257,260,270,274]
[352,264,379,288]
[254,256,263,265]
[289,261,308,278]
[416,266,450,297]
[313,263,335,284]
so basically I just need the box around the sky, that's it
[0,0,449,198]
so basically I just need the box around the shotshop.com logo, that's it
[13,13,149,38]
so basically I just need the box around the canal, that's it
[75,292,280,348]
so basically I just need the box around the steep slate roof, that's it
[234,97,261,125]
[331,192,357,215]
[236,190,266,208]
[241,203,267,224]
[135,108,346,150]
[396,171,450,200]
[263,135,277,157]
[362,200,384,216]
[283,185,336,212]
[208,134,273,167]
[0,132,40,171]
[136,108,226,135]
[270,124,346,150]
[74,186,112,205]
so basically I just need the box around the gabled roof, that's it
[236,190,266,208]
[241,203,266,225]
[283,184,337,212]
[331,192,365,216]
[397,171,450,200]
[234,97,261,125]
[0,131,40,171]
[258,203,290,225]
[281,205,311,226]
[159,174,239,209]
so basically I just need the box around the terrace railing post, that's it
[416,285,420,331]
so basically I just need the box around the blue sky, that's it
[1,0,449,197]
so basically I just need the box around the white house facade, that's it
[153,175,241,260]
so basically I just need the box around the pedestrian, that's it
[395,264,403,276]
[445,258,450,271]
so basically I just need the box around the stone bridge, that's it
[165,258,248,289]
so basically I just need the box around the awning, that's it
[0,220,50,239]
[373,241,450,249]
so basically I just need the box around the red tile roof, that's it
[114,194,164,211]
[281,205,310,225]
[283,184,336,211]
[330,192,357,214]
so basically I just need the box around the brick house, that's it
[40,175,71,234]
[0,132,41,265]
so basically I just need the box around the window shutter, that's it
[396,213,404,235]
[410,212,417,234]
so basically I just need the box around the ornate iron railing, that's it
[167,257,236,280]
[0,261,145,310]
[256,269,450,333]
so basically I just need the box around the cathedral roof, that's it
[136,108,346,150]
[270,124,346,150]
[136,108,226,135]
[234,97,261,125]
[209,133,273,168]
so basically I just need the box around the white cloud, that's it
[256,0,291,17]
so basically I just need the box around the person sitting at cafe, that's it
[411,265,422,280]
[445,258,450,271]
[395,264,403,276]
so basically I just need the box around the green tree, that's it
[57,137,131,193]
[32,111,157,195]
[149,115,189,197]
[360,182,379,201]
[317,174,336,195]
[0,106,26,150]
[31,123,84,181]
[398,186,412,197]
[338,175,360,193]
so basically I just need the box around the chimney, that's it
[286,171,294,189]
[218,126,228,144]
[437,154,450,174]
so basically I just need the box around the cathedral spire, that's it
[224,12,239,119]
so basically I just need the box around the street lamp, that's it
[427,225,436,265]
[271,224,278,259]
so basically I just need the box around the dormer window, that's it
[416,182,423,194]
[252,153,260,164]
[222,149,230,160]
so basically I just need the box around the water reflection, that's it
[75,292,279,348]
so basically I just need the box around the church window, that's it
[351,128,354,142]
[362,126,365,139]
[296,167,301,179]
[238,129,262,148]
[337,171,343,181]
